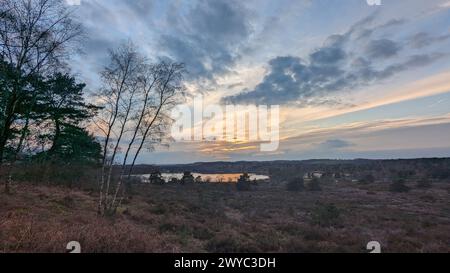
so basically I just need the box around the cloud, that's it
[318,139,354,149]
[310,46,347,65]
[224,14,447,106]
[355,18,406,40]
[409,32,450,49]
[224,52,444,105]
[365,39,401,59]
[71,0,253,88]
[439,1,450,9]
[160,0,251,79]
[278,71,450,131]
[286,114,450,144]
[123,0,153,17]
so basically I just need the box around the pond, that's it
[137,173,269,183]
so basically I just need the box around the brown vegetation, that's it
[1,175,449,253]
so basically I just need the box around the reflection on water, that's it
[139,173,269,183]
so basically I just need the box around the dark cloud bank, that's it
[160,0,251,79]
[224,15,448,106]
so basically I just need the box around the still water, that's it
[139,173,269,183]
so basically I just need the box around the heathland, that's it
[1,158,449,253]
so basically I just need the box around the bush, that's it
[360,174,375,184]
[417,179,432,189]
[168,177,180,184]
[123,176,141,195]
[390,179,410,193]
[311,203,341,227]
[149,171,165,185]
[286,177,304,191]
[11,162,98,189]
[305,177,322,191]
[236,173,251,191]
[206,231,259,252]
[195,176,203,183]
[181,171,194,185]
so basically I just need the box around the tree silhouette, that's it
[149,171,165,185]
[195,176,203,183]
[0,0,83,163]
[236,173,251,191]
[181,171,195,185]
[308,177,322,191]
[34,73,99,159]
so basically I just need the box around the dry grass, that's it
[0,180,449,253]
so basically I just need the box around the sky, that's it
[69,0,450,164]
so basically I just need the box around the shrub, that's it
[236,173,251,191]
[11,162,98,189]
[419,195,436,203]
[360,174,375,184]
[123,176,141,195]
[151,204,167,215]
[181,171,194,185]
[311,203,341,227]
[390,179,410,193]
[417,178,432,189]
[195,176,203,183]
[168,177,179,184]
[149,171,165,185]
[206,231,259,252]
[306,177,322,191]
[286,177,304,191]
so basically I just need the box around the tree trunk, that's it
[4,172,11,194]
[106,92,136,212]
[48,119,61,155]
[0,96,17,163]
